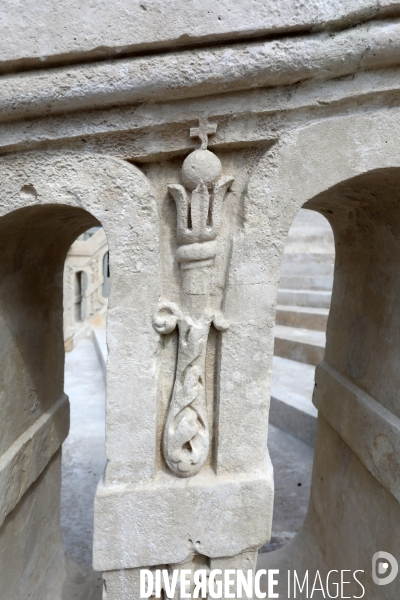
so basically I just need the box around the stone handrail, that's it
[314,361,400,505]
[0,394,69,528]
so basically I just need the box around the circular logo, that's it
[372,552,398,586]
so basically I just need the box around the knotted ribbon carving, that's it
[153,120,233,477]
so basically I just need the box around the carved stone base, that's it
[94,469,273,573]
[102,551,259,600]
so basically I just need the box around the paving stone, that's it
[259,425,314,553]
[61,337,106,598]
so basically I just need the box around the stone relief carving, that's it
[153,120,233,477]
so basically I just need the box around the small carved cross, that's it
[190,118,217,150]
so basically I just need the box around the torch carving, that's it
[153,120,233,477]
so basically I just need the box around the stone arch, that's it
[217,111,400,476]
[250,111,400,594]
[0,153,160,598]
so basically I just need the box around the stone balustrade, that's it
[1,4,400,598]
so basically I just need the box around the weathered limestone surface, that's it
[5,19,400,125]
[2,0,400,72]
[3,5,400,599]
[256,115,400,596]
[0,452,66,600]
[0,394,69,528]
[0,156,161,598]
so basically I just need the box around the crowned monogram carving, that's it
[153,120,233,477]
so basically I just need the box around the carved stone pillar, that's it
[93,121,274,598]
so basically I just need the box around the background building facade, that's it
[63,227,109,351]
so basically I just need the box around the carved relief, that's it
[153,120,233,477]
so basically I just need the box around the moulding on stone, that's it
[314,361,400,505]
[2,0,397,73]
[0,393,69,528]
[2,20,400,123]
[4,67,400,160]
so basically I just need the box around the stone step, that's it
[269,356,317,447]
[277,288,331,308]
[290,208,331,228]
[275,305,329,331]
[287,225,333,235]
[280,253,335,277]
[284,230,334,254]
[279,275,333,291]
[274,324,325,365]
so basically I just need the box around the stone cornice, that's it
[1,0,399,73]
[2,19,400,124]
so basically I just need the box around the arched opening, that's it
[259,166,400,596]
[261,207,335,553]
[0,203,105,600]
[62,229,108,599]
[0,153,158,600]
